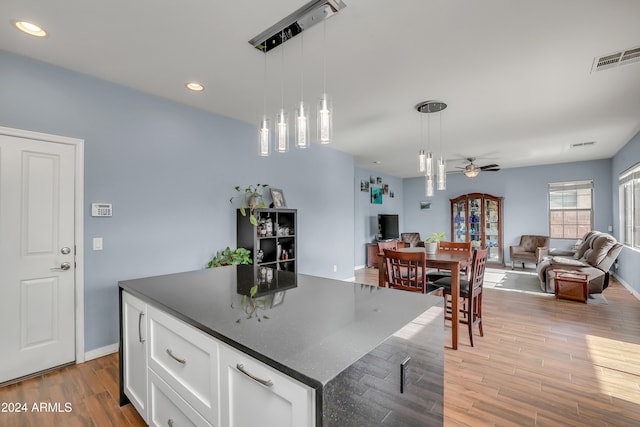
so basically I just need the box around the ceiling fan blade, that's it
[479,164,500,170]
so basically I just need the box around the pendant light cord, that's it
[323,19,327,93]
[281,31,285,110]
[262,51,267,115]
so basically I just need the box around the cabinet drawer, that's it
[219,343,315,427]
[149,369,212,427]
[148,306,219,425]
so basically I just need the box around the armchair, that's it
[509,235,550,269]
[401,232,424,248]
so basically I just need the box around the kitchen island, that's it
[119,265,443,426]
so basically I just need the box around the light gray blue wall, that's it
[354,168,404,267]
[402,159,613,264]
[611,131,640,293]
[0,50,355,352]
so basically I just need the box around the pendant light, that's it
[416,100,447,195]
[295,33,310,149]
[275,31,289,153]
[418,114,426,173]
[259,51,271,156]
[425,175,434,197]
[437,111,447,190]
[317,19,332,144]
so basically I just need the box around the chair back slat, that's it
[469,248,488,293]
[383,249,427,293]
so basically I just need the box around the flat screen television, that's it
[378,214,399,240]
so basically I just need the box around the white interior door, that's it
[0,133,77,384]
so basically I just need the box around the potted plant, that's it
[206,247,252,268]
[425,231,446,254]
[230,184,269,225]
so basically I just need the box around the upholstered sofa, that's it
[536,231,622,294]
[509,235,550,269]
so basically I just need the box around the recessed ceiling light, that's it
[185,82,204,92]
[372,161,382,164]
[14,21,47,37]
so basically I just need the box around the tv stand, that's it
[366,240,405,268]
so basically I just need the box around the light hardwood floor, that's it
[1,268,639,426]
[356,266,640,426]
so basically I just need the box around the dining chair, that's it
[433,247,488,347]
[426,241,473,282]
[383,249,427,293]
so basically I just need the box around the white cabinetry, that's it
[122,292,148,422]
[121,290,315,427]
[219,344,315,427]
[147,305,219,426]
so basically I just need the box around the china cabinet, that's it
[451,193,503,265]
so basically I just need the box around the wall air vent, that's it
[592,45,640,72]
[571,141,596,148]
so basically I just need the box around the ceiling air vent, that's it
[571,141,596,148]
[592,45,640,72]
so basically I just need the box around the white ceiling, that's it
[1,0,639,178]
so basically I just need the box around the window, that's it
[619,163,640,249]
[548,181,593,239]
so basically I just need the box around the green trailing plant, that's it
[231,285,270,323]
[206,247,252,268]
[230,184,269,225]
[426,231,447,243]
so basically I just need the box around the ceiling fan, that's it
[453,158,501,178]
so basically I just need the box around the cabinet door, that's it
[468,197,483,249]
[219,344,315,427]
[148,369,212,427]
[122,292,148,422]
[452,198,467,243]
[484,197,501,263]
[147,306,219,426]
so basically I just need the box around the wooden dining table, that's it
[378,247,471,350]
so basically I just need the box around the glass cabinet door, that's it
[468,197,482,249]
[484,197,500,262]
[452,199,466,242]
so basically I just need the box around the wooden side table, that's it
[554,270,588,303]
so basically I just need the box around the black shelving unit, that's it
[237,208,297,273]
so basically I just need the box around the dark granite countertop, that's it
[119,265,442,390]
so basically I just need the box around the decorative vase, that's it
[425,241,437,254]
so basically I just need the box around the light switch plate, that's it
[93,237,103,251]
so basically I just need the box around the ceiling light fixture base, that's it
[415,101,447,114]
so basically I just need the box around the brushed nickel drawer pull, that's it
[166,348,186,364]
[236,363,273,387]
[138,312,145,343]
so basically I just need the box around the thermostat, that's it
[91,203,112,217]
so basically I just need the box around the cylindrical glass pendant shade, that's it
[295,101,310,149]
[418,150,426,173]
[275,109,289,153]
[425,175,434,197]
[317,93,332,144]
[437,157,446,190]
[426,152,433,177]
[259,116,271,157]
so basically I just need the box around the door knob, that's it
[51,262,71,271]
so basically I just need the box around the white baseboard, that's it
[355,264,366,270]
[613,273,640,301]
[84,343,119,362]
